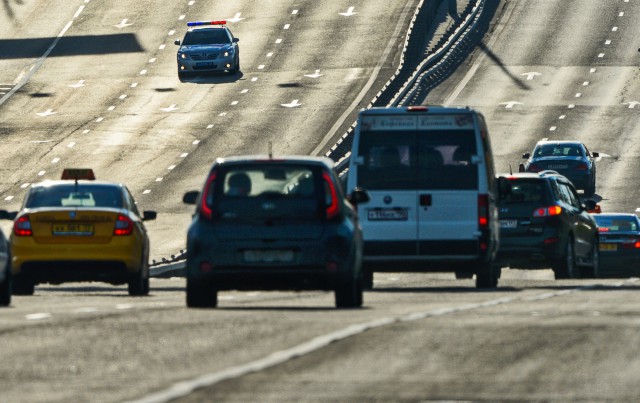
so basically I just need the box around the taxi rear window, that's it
[25,185,123,208]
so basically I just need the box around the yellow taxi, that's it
[0,169,156,296]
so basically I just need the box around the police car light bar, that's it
[187,20,226,27]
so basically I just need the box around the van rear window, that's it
[357,130,478,190]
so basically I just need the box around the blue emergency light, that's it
[187,20,226,27]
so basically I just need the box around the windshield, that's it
[183,29,231,45]
[25,184,123,208]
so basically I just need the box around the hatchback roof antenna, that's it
[509,164,513,175]
[268,141,273,159]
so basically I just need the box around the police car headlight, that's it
[180,53,188,59]
[223,51,230,57]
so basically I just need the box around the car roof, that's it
[498,171,565,180]
[535,140,584,146]
[360,106,475,115]
[214,155,335,169]
[29,180,125,189]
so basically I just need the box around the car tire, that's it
[553,237,578,279]
[581,239,599,278]
[0,263,11,307]
[475,263,499,289]
[178,71,188,82]
[335,275,362,308]
[186,278,217,308]
[128,260,149,296]
[12,274,34,296]
[229,57,240,74]
[362,266,374,290]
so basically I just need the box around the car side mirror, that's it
[591,152,599,158]
[233,37,239,43]
[183,191,200,205]
[522,152,530,159]
[174,39,181,45]
[518,163,525,173]
[583,199,597,211]
[0,210,17,220]
[142,211,157,221]
[497,177,512,199]
[347,187,370,206]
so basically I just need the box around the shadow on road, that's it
[181,71,244,84]
[0,34,145,59]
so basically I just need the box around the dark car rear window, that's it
[25,184,123,208]
[500,179,551,204]
[357,129,478,190]
[534,144,583,157]
[593,216,639,232]
[211,164,323,220]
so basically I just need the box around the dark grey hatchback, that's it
[182,155,369,308]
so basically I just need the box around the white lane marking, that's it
[231,101,239,105]
[549,126,557,131]
[605,39,611,45]
[129,286,605,403]
[75,307,98,313]
[119,94,127,100]
[168,165,176,170]
[499,101,522,109]
[140,69,147,75]
[623,101,640,109]
[266,52,273,58]
[619,12,624,17]
[218,112,227,117]
[159,44,166,50]
[612,26,618,31]
[38,171,46,176]
[304,70,323,79]
[240,89,248,94]
[275,38,282,44]
[30,140,53,143]
[168,30,175,36]
[568,104,575,109]
[67,142,76,148]
[206,124,214,129]
[291,10,298,15]
[227,13,245,23]
[52,158,60,163]
[284,24,290,29]
[114,19,133,29]
[116,304,134,310]
[258,64,265,69]
[4,196,13,201]
[188,0,195,5]
[251,77,258,82]
[575,93,582,98]
[583,81,589,86]
[339,6,357,17]
[598,53,605,58]
[559,115,566,120]
[131,83,138,88]
[192,140,200,145]
[82,129,90,134]
[149,58,157,63]
[521,72,541,80]
[68,79,85,88]
[590,68,597,73]
[156,178,163,182]
[26,313,51,320]
[160,104,179,112]
[178,15,186,21]
[108,106,115,111]
[20,183,30,188]
[281,99,301,108]
[96,117,104,122]
[37,109,57,117]
[540,137,548,142]
[73,5,85,18]
[143,190,151,194]
[180,153,188,158]
[0,20,72,107]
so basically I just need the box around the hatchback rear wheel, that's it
[335,275,363,308]
[186,278,217,308]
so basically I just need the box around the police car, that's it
[174,20,240,80]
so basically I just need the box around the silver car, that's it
[174,21,240,80]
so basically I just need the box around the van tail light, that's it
[114,214,134,236]
[533,205,562,217]
[527,163,542,173]
[575,163,588,171]
[323,171,340,220]
[199,172,217,220]
[478,194,489,229]
[14,215,33,237]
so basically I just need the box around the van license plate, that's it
[499,220,518,229]
[368,208,408,221]
[243,250,294,263]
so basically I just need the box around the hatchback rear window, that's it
[500,179,550,203]
[212,164,322,220]
[25,184,123,208]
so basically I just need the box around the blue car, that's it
[592,213,640,278]
[519,141,599,196]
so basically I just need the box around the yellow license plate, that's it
[599,243,617,251]
[52,223,94,236]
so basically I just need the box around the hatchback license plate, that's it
[368,208,408,221]
[52,223,94,236]
[599,243,617,251]
[243,250,294,263]
[499,219,518,229]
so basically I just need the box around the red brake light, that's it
[14,215,32,237]
[407,106,427,112]
[533,206,562,217]
[598,227,609,232]
[113,214,134,236]
[478,194,489,229]
[575,163,588,171]
[527,163,541,173]
[323,171,340,219]
[200,172,217,219]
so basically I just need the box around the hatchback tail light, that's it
[533,205,562,217]
[323,171,340,220]
[113,214,134,236]
[478,194,489,229]
[14,215,32,237]
[199,172,217,219]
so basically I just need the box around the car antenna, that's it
[268,141,273,159]
[509,164,513,175]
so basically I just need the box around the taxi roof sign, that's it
[61,168,96,181]
[187,20,226,27]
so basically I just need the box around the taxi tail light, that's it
[323,172,340,220]
[199,173,217,220]
[575,163,588,171]
[478,194,489,229]
[113,214,134,236]
[533,205,562,217]
[14,215,33,237]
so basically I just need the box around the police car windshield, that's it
[183,29,231,45]
[25,185,123,208]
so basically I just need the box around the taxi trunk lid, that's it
[26,208,123,244]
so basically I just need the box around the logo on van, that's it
[383,195,393,205]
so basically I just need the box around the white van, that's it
[345,105,500,288]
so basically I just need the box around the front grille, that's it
[190,53,219,60]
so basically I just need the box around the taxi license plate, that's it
[243,250,294,263]
[368,208,408,221]
[52,223,94,236]
[499,219,518,229]
[599,243,617,251]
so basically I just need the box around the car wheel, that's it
[12,273,34,296]
[553,237,577,279]
[186,278,217,308]
[475,263,500,289]
[229,57,239,74]
[0,263,11,307]
[362,265,374,290]
[587,239,600,278]
[335,276,362,308]
[178,71,188,82]
[128,260,149,296]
